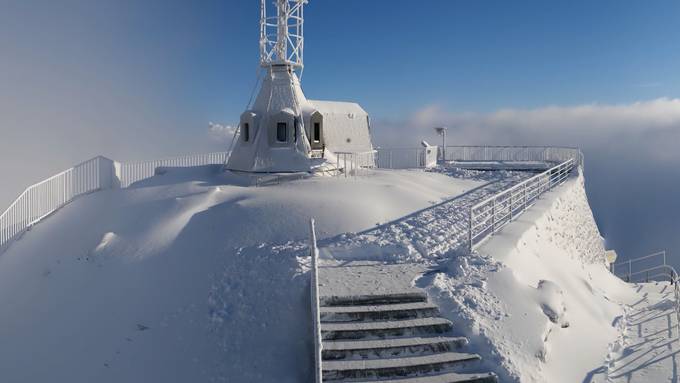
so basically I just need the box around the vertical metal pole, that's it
[309,218,323,383]
[468,207,473,252]
[628,260,632,283]
[344,155,347,178]
[492,199,496,234]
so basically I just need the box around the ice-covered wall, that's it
[425,170,625,383]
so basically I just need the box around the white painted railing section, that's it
[469,158,576,251]
[0,152,228,253]
[444,146,582,166]
[309,218,323,383]
[0,156,115,251]
[117,151,228,188]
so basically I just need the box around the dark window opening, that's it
[276,122,287,142]
[313,122,320,142]
[243,123,250,142]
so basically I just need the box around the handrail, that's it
[334,150,377,178]
[309,218,323,383]
[444,146,583,167]
[468,158,576,251]
[1,152,229,254]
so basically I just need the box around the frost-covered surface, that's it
[0,166,489,383]
[321,168,533,263]
[419,170,647,382]
[594,282,680,382]
[2,163,670,382]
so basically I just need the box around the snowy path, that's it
[594,282,680,383]
[321,170,533,263]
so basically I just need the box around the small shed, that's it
[306,100,373,154]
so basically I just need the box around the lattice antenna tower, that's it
[260,0,306,75]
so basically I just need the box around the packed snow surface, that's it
[1,164,673,382]
[0,166,494,383]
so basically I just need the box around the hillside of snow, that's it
[1,164,673,382]
[420,170,670,382]
[0,166,488,383]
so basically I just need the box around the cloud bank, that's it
[373,98,680,266]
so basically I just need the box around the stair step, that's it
[321,317,453,340]
[321,302,439,322]
[321,292,428,307]
[323,336,468,351]
[348,371,497,383]
[322,352,482,381]
[322,336,468,361]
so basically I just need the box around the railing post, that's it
[510,193,514,220]
[628,259,632,283]
[309,218,323,383]
[468,207,473,252]
[491,199,496,234]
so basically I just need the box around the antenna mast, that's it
[260,0,306,73]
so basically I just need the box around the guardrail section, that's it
[0,156,115,251]
[469,158,575,251]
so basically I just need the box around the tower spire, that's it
[260,0,306,73]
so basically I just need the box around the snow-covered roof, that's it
[308,100,368,116]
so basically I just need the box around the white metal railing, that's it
[308,218,323,383]
[117,151,229,188]
[612,251,680,342]
[444,146,583,166]
[468,158,576,251]
[375,147,431,169]
[1,152,229,254]
[335,151,377,177]
[0,156,116,252]
[612,251,673,283]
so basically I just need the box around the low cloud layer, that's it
[374,98,680,265]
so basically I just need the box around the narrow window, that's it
[313,122,320,143]
[276,122,287,142]
[243,123,250,142]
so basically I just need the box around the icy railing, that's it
[375,146,582,170]
[468,158,576,251]
[308,219,323,383]
[335,151,377,177]
[444,146,583,166]
[612,251,680,342]
[0,152,229,254]
[117,152,228,188]
[375,147,436,169]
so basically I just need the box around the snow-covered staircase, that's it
[318,284,497,382]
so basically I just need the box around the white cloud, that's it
[208,122,238,143]
[374,98,680,164]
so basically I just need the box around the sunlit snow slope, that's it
[0,166,484,383]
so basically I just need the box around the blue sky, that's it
[2,0,680,264]
[3,0,677,125]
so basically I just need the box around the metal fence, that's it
[0,152,229,254]
[375,147,432,169]
[116,152,229,188]
[0,156,116,252]
[444,146,583,166]
[335,151,377,177]
[469,158,576,251]
[612,251,675,283]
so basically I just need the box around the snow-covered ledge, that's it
[425,169,629,382]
